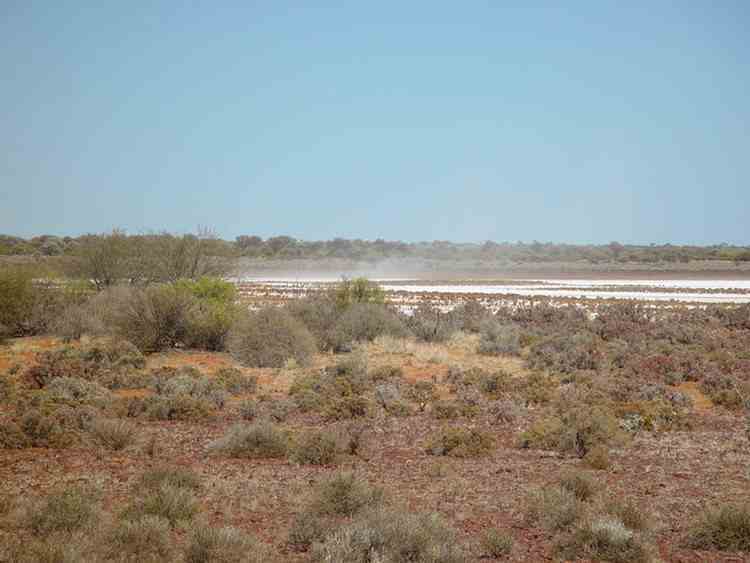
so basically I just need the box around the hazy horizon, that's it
[2,2,748,245]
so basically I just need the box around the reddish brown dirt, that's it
[1,337,749,561]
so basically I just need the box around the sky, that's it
[1,1,748,245]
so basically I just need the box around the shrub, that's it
[309,472,383,517]
[584,444,611,470]
[183,301,238,351]
[228,307,316,368]
[556,517,654,563]
[291,429,339,465]
[559,470,598,502]
[408,380,438,412]
[286,295,340,351]
[478,320,522,356]
[46,377,113,406]
[450,299,490,333]
[684,503,750,552]
[144,394,216,421]
[239,399,259,420]
[478,371,513,398]
[138,466,202,493]
[528,333,605,374]
[215,367,257,395]
[154,373,227,409]
[431,401,460,420]
[25,486,99,536]
[106,515,172,561]
[425,427,494,457]
[266,398,296,422]
[370,365,403,382]
[123,484,199,526]
[481,528,513,558]
[112,284,197,352]
[524,486,584,531]
[208,423,288,459]
[19,409,71,448]
[90,418,136,451]
[0,418,28,448]
[406,304,459,343]
[330,303,409,351]
[0,267,38,336]
[288,511,330,552]
[331,277,385,309]
[311,507,466,563]
[322,395,372,421]
[604,498,650,533]
[185,525,267,563]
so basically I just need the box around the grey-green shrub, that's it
[208,423,288,459]
[228,307,316,368]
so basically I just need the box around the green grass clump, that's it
[426,427,494,457]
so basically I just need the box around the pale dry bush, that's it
[447,331,479,354]
[372,334,416,355]
[413,343,450,365]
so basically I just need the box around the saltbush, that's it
[425,427,494,457]
[208,423,288,459]
[478,319,522,356]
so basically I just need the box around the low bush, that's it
[406,304,458,343]
[215,367,257,394]
[330,303,409,351]
[291,429,339,465]
[238,399,259,420]
[555,517,654,563]
[524,486,584,531]
[138,466,202,493]
[185,525,267,563]
[122,484,199,526]
[208,423,288,459]
[425,427,494,457]
[24,485,99,537]
[228,307,316,368]
[143,394,216,421]
[478,320,522,356]
[528,333,605,374]
[288,511,330,552]
[684,503,750,552]
[153,373,227,409]
[286,295,340,351]
[46,377,113,406]
[90,418,137,451]
[183,300,238,351]
[408,380,438,412]
[310,506,466,563]
[18,409,72,448]
[559,470,599,502]
[604,498,650,533]
[106,515,172,562]
[481,528,514,558]
[112,284,197,352]
[309,472,383,517]
[450,299,490,333]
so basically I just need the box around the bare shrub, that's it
[138,466,202,493]
[112,284,197,352]
[286,295,340,351]
[208,423,288,459]
[524,486,584,531]
[311,506,466,563]
[425,427,494,457]
[330,303,409,351]
[309,472,384,517]
[481,528,514,558]
[106,515,172,562]
[291,429,339,465]
[122,484,199,526]
[185,525,268,563]
[478,319,521,356]
[684,503,750,552]
[215,367,257,395]
[406,304,458,343]
[556,517,654,563]
[46,376,113,406]
[228,307,316,368]
[90,418,137,451]
[24,485,99,536]
[559,470,599,502]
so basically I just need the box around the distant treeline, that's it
[2,232,750,265]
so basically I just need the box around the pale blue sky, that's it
[1,1,748,244]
